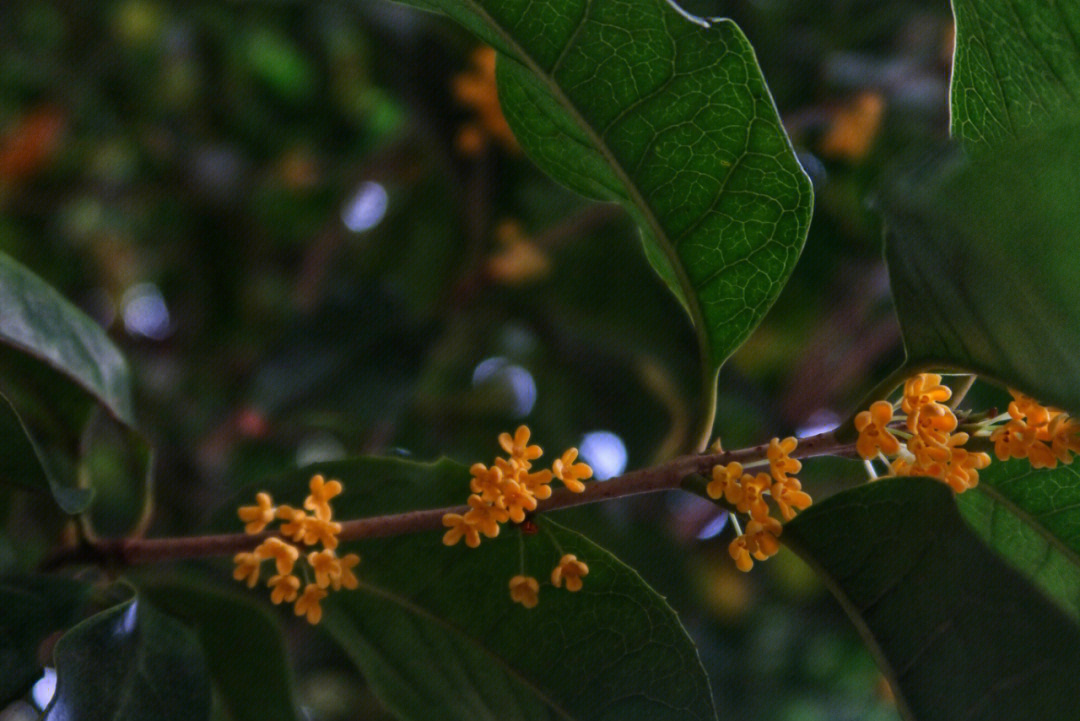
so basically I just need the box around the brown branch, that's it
[45,431,852,569]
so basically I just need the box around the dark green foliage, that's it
[45,597,210,721]
[786,478,1080,721]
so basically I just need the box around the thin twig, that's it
[42,430,853,568]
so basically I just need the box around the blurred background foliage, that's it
[0,1,959,719]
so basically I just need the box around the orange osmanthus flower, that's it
[552,448,592,493]
[238,492,276,534]
[255,537,299,576]
[550,554,589,591]
[233,552,261,588]
[498,425,543,467]
[268,574,301,604]
[295,584,328,624]
[509,575,540,608]
[442,512,481,548]
[854,401,901,459]
[304,474,343,521]
[767,437,802,484]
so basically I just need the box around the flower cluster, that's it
[442,425,592,548]
[855,373,991,493]
[233,475,360,624]
[854,374,1080,493]
[451,46,520,156]
[706,437,812,572]
[443,426,593,607]
[989,390,1080,468]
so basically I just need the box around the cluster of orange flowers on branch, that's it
[444,426,593,607]
[854,373,1080,493]
[707,437,813,572]
[233,476,360,624]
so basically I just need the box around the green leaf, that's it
[396,0,812,371]
[0,574,89,706]
[0,391,92,512]
[784,477,1080,721]
[228,457,717,721]
[0,251,134,426]
[882,126,1080,414]
[951,0,1080,148]
[0,252,150,517]
[45,597,211,721]
[957,459,1080,621]
[139,579,301,721]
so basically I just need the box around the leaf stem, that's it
[691,365,720,453]
[41,431,855,569]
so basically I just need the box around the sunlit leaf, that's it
[393,0,812,374]
[45,597,210,721]
[785,477,1080,721]
[957,459,1080,620]
[951,0,1080,148]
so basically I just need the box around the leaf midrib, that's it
[463,0,714,369]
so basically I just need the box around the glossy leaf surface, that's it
[0,574,88,706]
[395,0,812,371]
[45,597,210,721]
[785,477,1080,721]
[0,251,134,426]
[139,580,300,721]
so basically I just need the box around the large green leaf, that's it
[45,597,211,721]
[951,0,1080,148]
[0,252,149,517]
[226,457,716,721]
[395,0,812,373]
[882,126,1080,415]
[0,574,89,706]
[957,459,1080,620]
[784,477,1080,721]
[0,251,134,426]
[139,579,301,721]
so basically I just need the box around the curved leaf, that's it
[0,391,91,512]
[139,579,301,721]
[0,251,134,426]
[784,477,1080,721]
[951,0,1080,148]
[225,457,717,721]
[882,126,1080,414]
[957,459,1080,620]
[45,597,210,721]
[395,0,812,371]
[0,574,89,706]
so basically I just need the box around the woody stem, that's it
[42,430,855,569]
